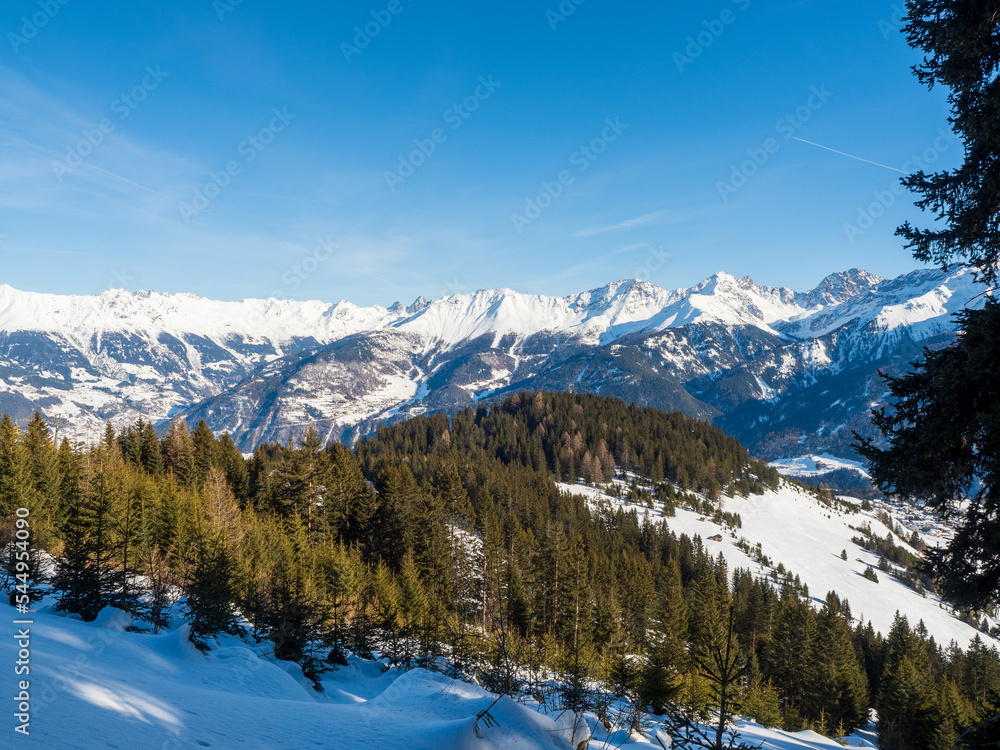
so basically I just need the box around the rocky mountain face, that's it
[0,267,984,458]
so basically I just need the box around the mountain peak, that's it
[805,268,884,307]
[406,296,430,315]
[691,271,739,295]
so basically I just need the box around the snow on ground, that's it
[0,599,879,749]
[559,480,997,647]
[2,600,588,749]
[768,454,870,480]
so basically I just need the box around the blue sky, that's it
[0,0,956,306]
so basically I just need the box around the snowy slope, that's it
[0,285,395,352]
[768,454,871,480]
[0,599,878,749]
[0,267,979,353]
[562,480,997,648]
[2,601,589,750]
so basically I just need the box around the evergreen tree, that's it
[139,419,165,477]
[0,416,31,520]
[857,0,1000,613]
[191,419,217,489]
[370,560,401,666]
[273,429,327,533]
[877,614,938,750]
[396,552,430,668]
[642,557,687,714]
[22,412,61,545]
[184,532,244,652]
[216,433,249,500]
[322,541,360,666]
[109,465,148,617]
[262,515,330,688]
[0,416,49,602]
[765,592,817,728]
[324,441,377,550]
[162,420,195,487]
[810,602,870,734]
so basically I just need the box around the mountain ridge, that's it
[0,267,986,460]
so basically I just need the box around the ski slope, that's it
[561,480,997,647]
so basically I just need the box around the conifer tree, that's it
[216,433,249,500]
[396,552,430,668]
[272,428,327,532]
[0,416,31,518]
[139,419,165,477]
[857,0,1000,613]
[368,465,413,568]
[184,531,243,652]
[324,441,377,549]
[109,465,148,617]
[162,420,195,487]
[203,466,243,551]
[642,558,688,714]
[370,560,402,666]
[810,602,870,734]
[765,592,817,728]
[191,419,217,489]
[143,546,174,634]
[0,416,49,602]
[261,515,330,688]
[322,541,360,666]
[22,412,61,546]
[877,614,938,750]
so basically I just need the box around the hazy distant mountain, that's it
[0,267,984,458]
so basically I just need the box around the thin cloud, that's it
[572,211,666,238]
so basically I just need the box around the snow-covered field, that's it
[1,599,879,749]
[767,454,870,480]
[560,480,997,648]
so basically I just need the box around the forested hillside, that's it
[2,392,998,748]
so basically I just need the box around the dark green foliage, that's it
[1,394,996,739]
[357,391,779,498]
[876,614,940,750]
[184,534,244,652]
[52,443,122,622]
[857,0,1000,615]
[896,1,1000,288]
[858,301,1000,611]
[810,603,869,733]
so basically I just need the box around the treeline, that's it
[356,391,781,498]
[0,393,997,749]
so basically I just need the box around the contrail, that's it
[81,161,218,216]
[792,137,910,175]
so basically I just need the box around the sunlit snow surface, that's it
[0,266,988,446]
[1,599,880,749]
[559,480,996,650]
[767,454,871,480]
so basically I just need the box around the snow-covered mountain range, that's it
[0,266,985,457]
